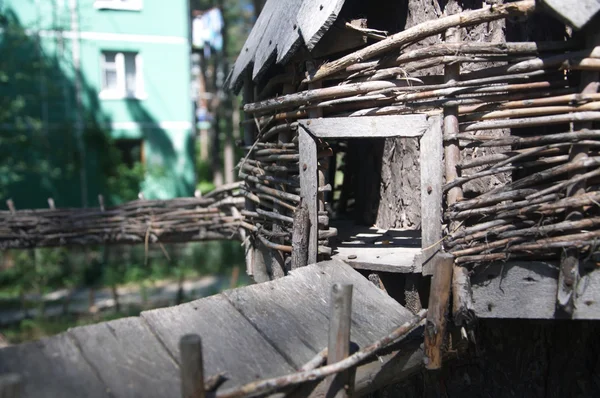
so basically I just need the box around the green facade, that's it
[0,0,195,209]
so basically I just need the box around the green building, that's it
[0,0,195,208]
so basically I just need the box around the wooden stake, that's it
[424,253,454,370]
[327,283,354,398]
[180,334,205,398]
[0,373,22,398]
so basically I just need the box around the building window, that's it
[94,0,143,11]
[100,51,146,99]
[115,139,144,167]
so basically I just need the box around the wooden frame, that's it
[298,114,443,273]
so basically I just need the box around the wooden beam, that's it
[420,115,444,276]
[471,261,600,319]
[298,114,430,139]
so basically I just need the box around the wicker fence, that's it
[0,183,244,250]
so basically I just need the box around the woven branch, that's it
[0,186,244,250]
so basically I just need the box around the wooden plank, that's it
[298,126,319,265]
[330,222,421,273]
[298,115,430,139]
[471,262,600,319]
[420,115,444,276]
[541,0,600,30]
[332,246,421,273]
[296,0,346,51]
[228,0,346,91]
[252,0,302,79]
[224,260,414,369]
[141,294,296,389]
[310,19,367,59]
[291,261,415,344]
[0,333,109,398]
[69,317,180,398]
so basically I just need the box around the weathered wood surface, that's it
[0,260,421,398]
[471,261,600,319]
[420,115,444,276]
[0,333,109,398]
[298,115,430,139]
[142,294,295,390]
[541,0,600,30]
[299,127,319,265]
[224,260,414,369]
[69,317,180,398]
[227,0,346,91]
[330,222,422,273]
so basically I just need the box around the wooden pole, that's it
[180,334,206,398]
[424,252,454,370]
[326,283,354,398]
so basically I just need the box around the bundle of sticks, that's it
[241,0,600,266]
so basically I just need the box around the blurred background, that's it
[0,0,264,344]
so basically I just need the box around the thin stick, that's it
[300,348,328,372]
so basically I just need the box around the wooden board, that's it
[541,0,600,30]
[420,115,444,276]
[333,246,421,273]
[298,115,431,139]
[471,261,600,319]
[69,317,180,398]
[228,0,346,91]
[292,260,415,343]
[225,260,415,370]
[141,294,296,389]
[0,333,109,398]
[299,127,319,265]
[330,222,422,273]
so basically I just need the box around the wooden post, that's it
[326,283,354,398]
[452,265,475,328]
[180,334,205,398]
[557,26,600,316]
[242,70,266,282]
[291,200,309,269]
[0,373,22,398]
[299,126,319,265]
[420,114,443,275]
[424,253,454,370]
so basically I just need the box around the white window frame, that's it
[99,51,147,100]
[94,0,143,11]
